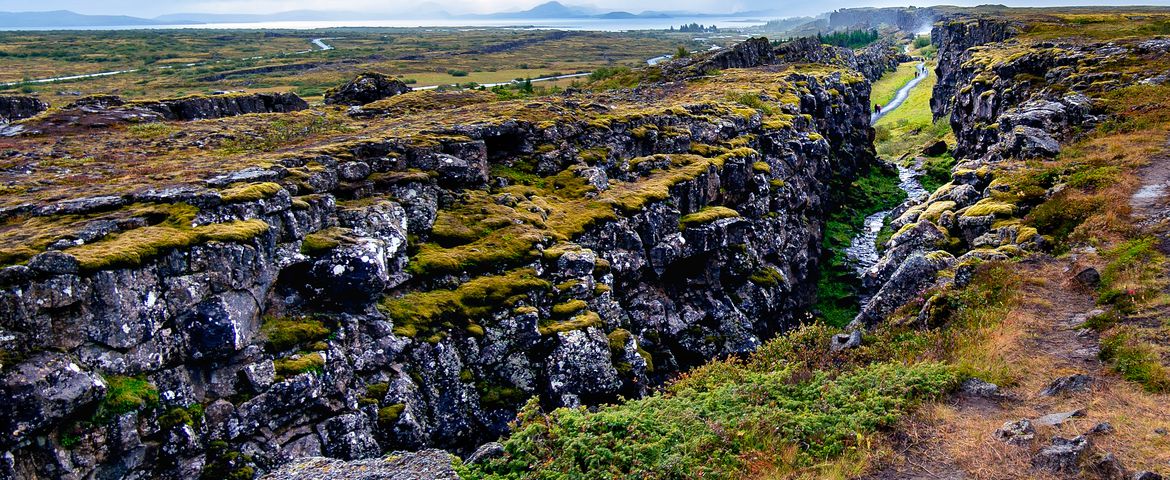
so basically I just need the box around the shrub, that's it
[1100,328,1170,392]
[461,360,956,478]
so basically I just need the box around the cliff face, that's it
[0,38,889,478]
[829,7,940,32]
[930,17,1019,120]
[856,17,1162,328]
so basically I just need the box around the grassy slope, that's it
[869,61,918,108]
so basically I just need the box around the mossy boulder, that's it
[325,72,412,106]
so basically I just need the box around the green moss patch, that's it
[273,353,325,379]
[96,375,159,421]
[539,311,603,335]
[678,206,740,230]
[380,268,551,339]
[261,316,330,353]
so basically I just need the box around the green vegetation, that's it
[96,376,159,422]
[378,404,406,427]
[462,318,960,478]
[201,440,255,480]
[817,29,881,49]
[815,165,908,326]
[919,154,957,192]
[380,268,550,340]
[1100,328,1170,392]
[261,316,331,353]
[273,353,325,379]
[538,311,603,336]
[678,206,741,229]
[912,36,932,49]
[219,182,283,203]
[158,404,205,430]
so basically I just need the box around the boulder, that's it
[960,377,1000,397]
[1035,408,1086,427]
[994,419,1035,446]
[324,72,412,106]
[1075,267,1101,288]
[1032,435,1091,473]
[465,442,505,465]
[183,291,262,360]
[316,413,380,460]
[853,252,955,328]
[1040,374,1093,396]
[0,95,48,123]
[546,328,622,408]
[922,140,949,156]
[830,330,863,352]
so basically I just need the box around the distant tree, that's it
[817,29,880,49]
[912,35,931,49]
[676,46,690,59]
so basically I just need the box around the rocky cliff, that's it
[829,6,940,32]
[930,16,1019,120]
[2,92,307,137]
[0,38,895,479]
[855,16,1166,328]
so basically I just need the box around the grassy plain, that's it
[0,28,733,101]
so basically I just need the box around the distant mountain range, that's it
[0,2,782,28]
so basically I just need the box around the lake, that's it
[0,17,771,32]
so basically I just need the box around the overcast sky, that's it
[2,0,1170,17]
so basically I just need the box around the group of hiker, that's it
[873,64,929,114]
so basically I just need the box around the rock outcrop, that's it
[930,16,1019,120]
[0,41,881,478]
[829,6,940,32]
[857,14,1152,329]
[3,92,307,136]
[324,72,412,106]
[0,96,48,123]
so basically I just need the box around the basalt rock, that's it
[0,48,881,479]
[324,72,412,106]
[6,92,308,135]
[0,96,48,123]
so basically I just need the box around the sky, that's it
[2,0,1170,18]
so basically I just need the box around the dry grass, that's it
[890,261,1170,478]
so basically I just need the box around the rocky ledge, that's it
[0,37,900,479]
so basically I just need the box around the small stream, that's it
[843,60,932,277]
[843,164,928,275]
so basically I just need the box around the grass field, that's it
[0,28,730,102]
[869,61,918,108]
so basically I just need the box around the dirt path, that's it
[864,139,1170,479]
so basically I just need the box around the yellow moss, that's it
[679,206,741,230]
[1015,226,1039,243]
[66,218,269,271]
[219,182,283,203]
[539,311,603,335]
[921,201,957,222]
[273,353,325,378]
[380,268,550,338]
[301,227,354,255]
[752,161,772,174]
[962,199,1016,218]
[551,300,588,318]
